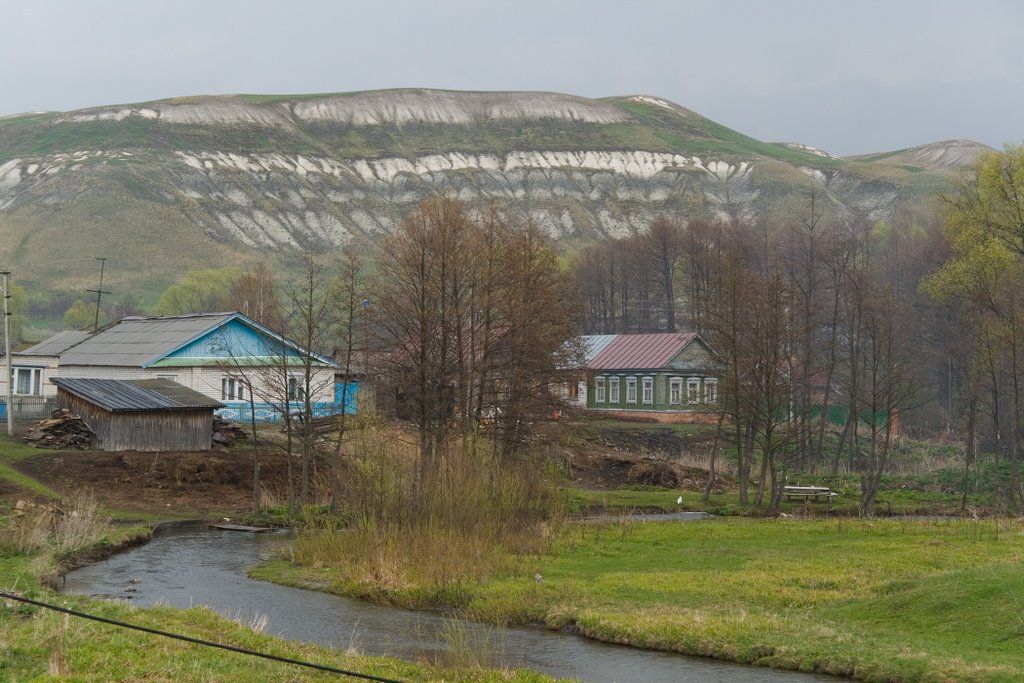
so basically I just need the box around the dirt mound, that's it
[626,460,729,493]
[119,453,241,486]
[570,451,730,493]
[7,448,299,516]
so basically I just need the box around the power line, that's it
[0,590,403,682]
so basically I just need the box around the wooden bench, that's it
[783,485,838,502]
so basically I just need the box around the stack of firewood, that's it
[24,409,95,449]
[212,415,248,446]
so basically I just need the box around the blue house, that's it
[53,312,349,423]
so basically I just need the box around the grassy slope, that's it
[0,437,59,499]
[0,89,957,320]
[0,93,835,164]
[257,518,1024,681]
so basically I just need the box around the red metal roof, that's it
[587,332,697,370]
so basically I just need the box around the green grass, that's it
[261,517,1024,680]
[0,436,59,498]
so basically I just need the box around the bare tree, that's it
[280,251,338,505]
[644,215,686,331]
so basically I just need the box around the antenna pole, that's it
[86,257,111,334]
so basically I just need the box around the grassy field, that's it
[0,514,553,681]
[259,517,1024,681]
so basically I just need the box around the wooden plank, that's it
[208,523,274,533]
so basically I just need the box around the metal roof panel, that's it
[580,335,618,364]
[19,330,92,357]
[587,332,697,370]
[58,313,235,367]
[51,377,224,412]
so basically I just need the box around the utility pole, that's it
[2,271,12,437]
[86,257,111,334]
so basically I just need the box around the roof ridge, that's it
[121,311,237,321]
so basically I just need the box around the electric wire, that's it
[0,590,403,682]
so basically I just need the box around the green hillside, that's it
[0,89,992,318]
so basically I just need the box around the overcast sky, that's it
[1,0,1020,155]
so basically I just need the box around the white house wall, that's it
[55,364,335,404]
[1,354,71,397]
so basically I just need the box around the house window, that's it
[626,377,637,404]
[670,378,684,405]
[288,376,305,401]
[609,377,620,404]
[595,377,606,403]
[220,377,249,401]
[687,378,700,403]
[705,378,718,403]
[13,367,42,396]
[642,377,654,405]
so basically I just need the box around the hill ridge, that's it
[0,88,991,302]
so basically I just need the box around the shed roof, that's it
[588,332,698,370]
[51,377,224,413]
[19,330,92,357]
[58,313,235,367]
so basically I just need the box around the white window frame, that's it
[594,376,606,403]
[220,377,249,402]
[626,376,638,404]
[704,378,718,404]
[609,376,620,404]
[642,377,654,405]
[12,367,42,396]
[687,378,700,404]
[669,377,684,405]
[287,376,306,402]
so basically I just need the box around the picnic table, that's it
[782,485,838,502]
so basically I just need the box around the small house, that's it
[51,377,224,451]
[54,312,339,423]
[0,330,91,420]
[577,332,721,419]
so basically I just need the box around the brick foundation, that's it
[589,409,719,425]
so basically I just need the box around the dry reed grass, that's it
[291,415,564,602]
[0,492,110,557]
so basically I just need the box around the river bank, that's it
[0,515,554,681]
[62,526,821,682]
[253,516,1024,681]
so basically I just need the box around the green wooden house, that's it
[579,333,721,414]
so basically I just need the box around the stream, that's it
[62,525,832,682]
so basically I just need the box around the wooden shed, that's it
[50,378,224,452]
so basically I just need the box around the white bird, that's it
[534,573,543,583]
[676,496,683,506]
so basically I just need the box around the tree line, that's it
[571,146,1024,513]
[39,145,1024,515]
